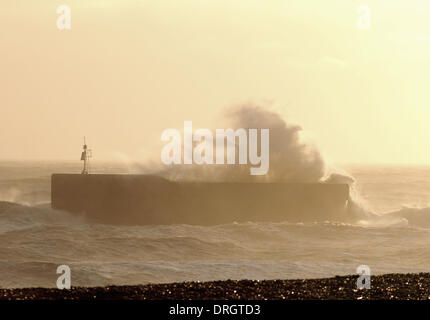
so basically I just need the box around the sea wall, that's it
[51,174,349,225]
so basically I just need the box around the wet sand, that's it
[1,273,429,300]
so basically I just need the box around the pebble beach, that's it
[1,273,430,300]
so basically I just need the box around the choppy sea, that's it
[1,161,429,288]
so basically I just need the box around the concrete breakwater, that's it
[51,174,349,225]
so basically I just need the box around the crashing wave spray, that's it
[154,104,328,183]
[129,103,376,223]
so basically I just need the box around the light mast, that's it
[80,137,92,174]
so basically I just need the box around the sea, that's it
[0,161,430,288]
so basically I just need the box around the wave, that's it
[0,201,86,234]
[384,206,430,228]
[0,177,51,205]
[1,198,430,238]
[1,200,430,288]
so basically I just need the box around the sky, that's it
[1,0,430,165]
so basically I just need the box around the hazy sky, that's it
[1,0,430,164]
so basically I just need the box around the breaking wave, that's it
[1,198,430,288]
[0,106,429,287]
